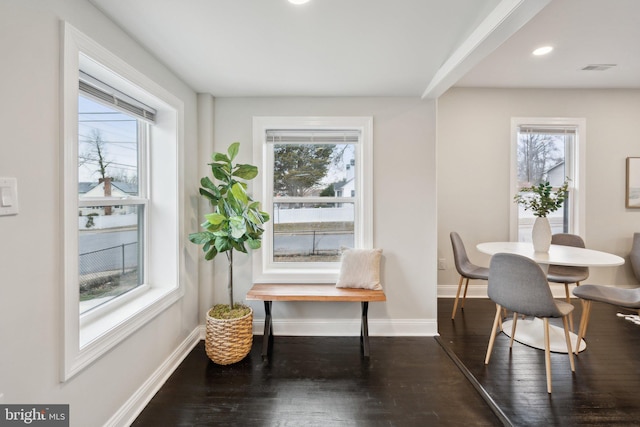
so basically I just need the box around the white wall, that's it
[0,1,200,425]
[438,87,640,297]
[205,97,438,335]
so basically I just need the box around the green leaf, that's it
[214,237,231,252]
[199,188,219,203]
[204,246,218,260]
[247,208,269,226]
[247,238,261,250]
[223,192,238,215]
[231,240,247,253]
[212,152,229,162]
[246,209,260,225]
[228,142,240,161]
[211,164,229,182]
[231,182,248,204]
[200,176,217,191]
[229,216,246,239]
[205,212,226,225]
[233,164,258,180]
[188,231,213,244]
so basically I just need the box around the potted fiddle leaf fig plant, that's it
[189,142,270,365]
[513,180,569,253]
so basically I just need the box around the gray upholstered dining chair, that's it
[572,232,640,354]
[485,253,575,394]
[450,232,489,320]
[547,233,589,330]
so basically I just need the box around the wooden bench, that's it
[246,283,387,358]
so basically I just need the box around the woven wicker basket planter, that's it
[205,307,253,365]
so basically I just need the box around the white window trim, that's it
[509,117,586,241]
[61,22,185,381]
[252,116,373,283]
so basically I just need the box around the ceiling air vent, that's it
[581,64,617,71]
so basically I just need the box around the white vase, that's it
[532,217,552,253]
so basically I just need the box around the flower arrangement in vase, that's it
[513,180,569,252]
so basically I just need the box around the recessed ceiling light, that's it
[532,46,553,56]
[288,0,311,4]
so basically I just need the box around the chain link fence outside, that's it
[79,242,139,303]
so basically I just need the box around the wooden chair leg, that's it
[461,278,470,308]
[575,300,592,354]
[509,312,518,348]
[565,281,581,332]
[564,283,575,331]
[562,315,575,372]
[451,276,465,319]
[485,304,502,365]
[543,318,552,394]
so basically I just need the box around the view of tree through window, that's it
[517,131,564,186]
[78,95,144,313]
[273,144,335,197]
[515,126,575,241]
[272,142,356,262]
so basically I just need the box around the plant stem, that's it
[227,249,233,308]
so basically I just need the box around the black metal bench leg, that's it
[361,301,370,357]
[262,301,272,358]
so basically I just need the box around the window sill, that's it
[64,285,183,381]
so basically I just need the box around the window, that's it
[78,76,151,314]
[62,23,183,380]
[253,117,373,283]
[510,118,586,242]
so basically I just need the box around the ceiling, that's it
[457,0,640,90]
[90,0,640,98]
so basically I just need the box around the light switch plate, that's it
[0,177,19,216]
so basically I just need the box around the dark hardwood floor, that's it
[439,297,640,427]
[133,298,640,426]
[133,336,501,426]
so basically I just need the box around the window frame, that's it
[510,117,586,242]
[252,116,373,283]
[61,23,184,381]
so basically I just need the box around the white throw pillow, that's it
[336,248,383,290]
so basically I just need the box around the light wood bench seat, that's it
[246,283,386,358]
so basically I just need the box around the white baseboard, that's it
[438,284,489,299]
[105,326,202,427]
[438,283,577,299]
[251,318,438,337]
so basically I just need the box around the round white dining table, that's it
[477,241,625,268]
[476,241,625,353]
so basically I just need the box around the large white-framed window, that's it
[253,117,373,283]
[62,23,184,381]
[510,117,586,242]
